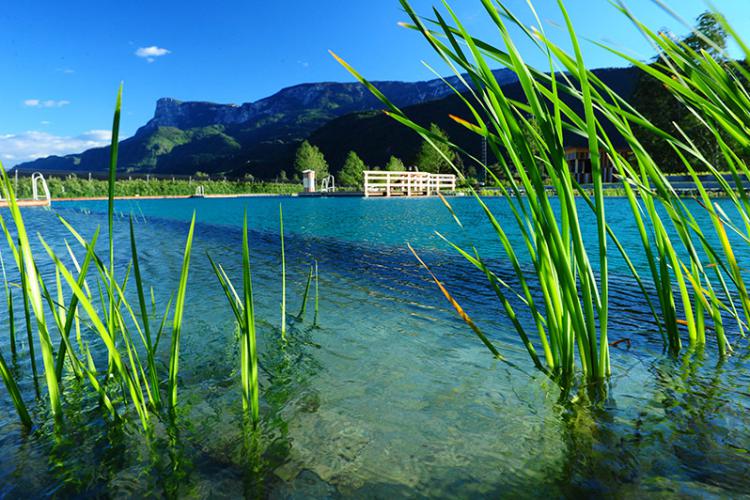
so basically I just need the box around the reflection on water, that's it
[0,198,749,497]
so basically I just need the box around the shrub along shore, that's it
[11,175,299,199]
[7,173,738,200]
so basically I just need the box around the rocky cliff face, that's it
[135,69,518,136]
[138,98,255,132]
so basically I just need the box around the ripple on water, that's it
[0,199,749,497]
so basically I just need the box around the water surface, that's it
[0,196,749,497]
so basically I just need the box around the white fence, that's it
[363,171,456,197]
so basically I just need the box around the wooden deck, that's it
[363,171,456,197]
[0,198,51,208]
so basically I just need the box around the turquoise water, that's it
[1,196,749,497]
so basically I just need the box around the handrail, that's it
[31,172,51,203]
[320,175,336,193]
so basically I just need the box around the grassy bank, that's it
[12,175,300,198]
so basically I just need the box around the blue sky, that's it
[2,0,749,166]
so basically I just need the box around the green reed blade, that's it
[297,265,313,320]
[129,217,152,347]
[0,162,62,421]
[53,230,100,382]
[313,260,319,327]
[38,267,83,381]
[129,216,160,408]
[104,84,122,378]
[168,211,196,410]
[39,235,149,428]
[0,347,31,429]
[0,251,16,356]
[154,294,174,353]
[207,254,243,323]
[7,288,15,358]
[242,211,259,426]
[208,211,259,425]
[280,204,286,340]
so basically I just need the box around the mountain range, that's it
[13,66,638,178]
[311,66,639,172]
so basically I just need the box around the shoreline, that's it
[51,193,297,202]
[0,189,733,207]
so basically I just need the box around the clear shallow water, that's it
[0,197,749,497]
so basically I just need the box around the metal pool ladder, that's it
[320,175,336,193]
[31,172,51,204]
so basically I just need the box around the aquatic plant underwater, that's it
[335,0,750,392]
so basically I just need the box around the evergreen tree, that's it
[632,11,742,171]
[338,151,366,188]
[386,156,405,171]
[294,140,329,179]
[415,123,456,174]
[682,12,727,59]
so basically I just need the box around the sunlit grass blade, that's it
[39,234,148,428]
[208,210,259,426]
[241,211,259,426]
[0,162,62,422]
[53,232,100,382]
[106,85,122,376]
[168,211,196,410]
[297,265,313,320]
[0,347,32,429]
[0,250,16,357]
[129,216,161,408]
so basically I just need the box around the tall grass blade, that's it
[106,84,122,375]
[280,204,286,340]
[0,250,16,356]
[241,211,259,426]
[168,211,196,410]
[0,348,31,429]
[0,163,62,422]
[129,217,161,408]
[207,210,259,426]
[313,260,319,327]
[297,265,313,320]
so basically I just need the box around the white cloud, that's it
[0,130,115,166]
[135,46,171,63]
[23,99,70,108]
[79,130,111,141]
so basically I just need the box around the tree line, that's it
[292,123,472,189]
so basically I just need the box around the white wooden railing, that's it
[363,171,456,197]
